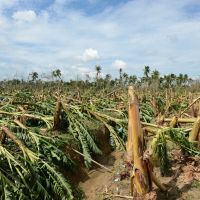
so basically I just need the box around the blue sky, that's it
[0,0,200,80]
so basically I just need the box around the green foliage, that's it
[169,101,188,112]
[152,130,170,176]
[140,102,155,123]
[155,96,166,114]
[0,129,74,199]
[192,180,200,189]
[0,67,197,199]
[152,128,200,177]
[166,128,200,156]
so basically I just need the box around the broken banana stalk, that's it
[127,86,151,195]
[127,86,167,196]
[189,117,200,142]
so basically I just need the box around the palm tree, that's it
[56,69,61,79]
[30,72,38,82]
[151,70,160,80]
[142,66,151,87]
[119,68,123,82]
[129,75,137,85]
[163,74,176,88]
[183,74,188,85]
[163,75,171,88]
[104,74,111,88]
[170,73,176,87]
[105,74,111,81]
[151,70,160,89]
[52,69,62,80]
[144,66,150,78]
[176,73,183,86]
[122,72,129,85]
[95,65,101,81]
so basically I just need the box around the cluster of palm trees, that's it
[93,65,191,88]
[30,69,62,82]
[141,66,191,88]
[2,65,192,90]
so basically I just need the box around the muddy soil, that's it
[79,150,200,200]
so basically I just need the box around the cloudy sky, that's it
[0,0,200,80]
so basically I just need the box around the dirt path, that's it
[79,150,200,200]
[79,168,113,199]
[79,151,124,200]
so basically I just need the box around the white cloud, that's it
[0,15,6,27]
[80,48,100,62]
[1,0,200,80]
[76,66,95,77]
[112,60,127,69]
[12,10,37,22]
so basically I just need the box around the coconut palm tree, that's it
[52,69,62,80]
[105,74,111,81]
[151,70,160,89]
[176,73,184,86]
[151,70,160,80]
[122,72,129,85]
[129,75,137,85]
[144,66,150,78]
[183,74,188,86]
[163,74,176,88]
[30,72,38,82]
[95,65,101,81]
[119,68,123,83]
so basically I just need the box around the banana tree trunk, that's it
[164,118,197,123]
[0,129,6,144]
[53,100,62,130]
[127,86,152,195]
[189,117,200,142]
[169,116,178,128]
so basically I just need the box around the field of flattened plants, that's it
[1,75,200,200]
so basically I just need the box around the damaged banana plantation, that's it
[0,67,200,200]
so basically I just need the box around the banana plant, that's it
[127,86,152,195]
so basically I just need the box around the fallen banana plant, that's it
[0,125,75,199]
[149,127,200,177]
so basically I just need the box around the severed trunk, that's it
[189,117,200,142]
[53,100,62,130]
[169,116,178,128]
[127,86,152,195]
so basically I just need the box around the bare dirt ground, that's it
[79,150,200,200]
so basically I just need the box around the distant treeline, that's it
[0,66,198,90]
